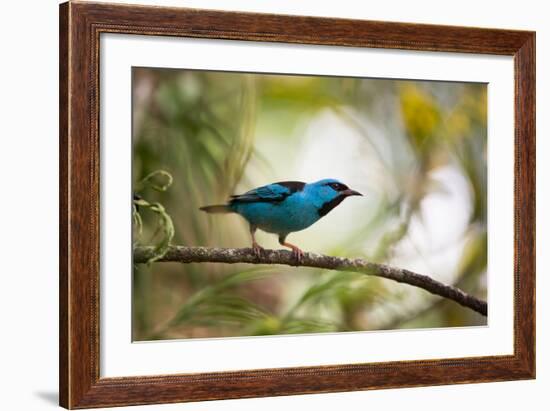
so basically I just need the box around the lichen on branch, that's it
[133,245,487,316]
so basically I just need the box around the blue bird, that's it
[200,179,362,260]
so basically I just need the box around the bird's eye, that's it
[329,182,346,191]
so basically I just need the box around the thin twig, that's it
[134,245,487,316]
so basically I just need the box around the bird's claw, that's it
[252,243,265,258]
[291,247,304,265]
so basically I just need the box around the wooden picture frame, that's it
[59,1,535,408]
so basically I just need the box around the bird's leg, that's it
[278,235,304,263]
[250,226,264,257]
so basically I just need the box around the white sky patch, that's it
[392,165,473,284]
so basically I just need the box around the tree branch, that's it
[134,246,487,316]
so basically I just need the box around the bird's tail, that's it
[199,204,233,214]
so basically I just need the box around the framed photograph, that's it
[59,2,535,408]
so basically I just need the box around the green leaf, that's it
[136,170,173,192]
[167,269,270,328]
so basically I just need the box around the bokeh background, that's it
[132,67,487,341]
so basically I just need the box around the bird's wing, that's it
[230,181,305,204]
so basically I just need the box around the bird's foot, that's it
[279,239,304,265]
[290,246,304,264]
[252,242,265,258]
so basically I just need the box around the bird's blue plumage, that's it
[229,181,301,203]
[200,178,362,257]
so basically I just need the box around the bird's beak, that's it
[342,189,363,197]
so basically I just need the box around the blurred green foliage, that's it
[132,68,487,341]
